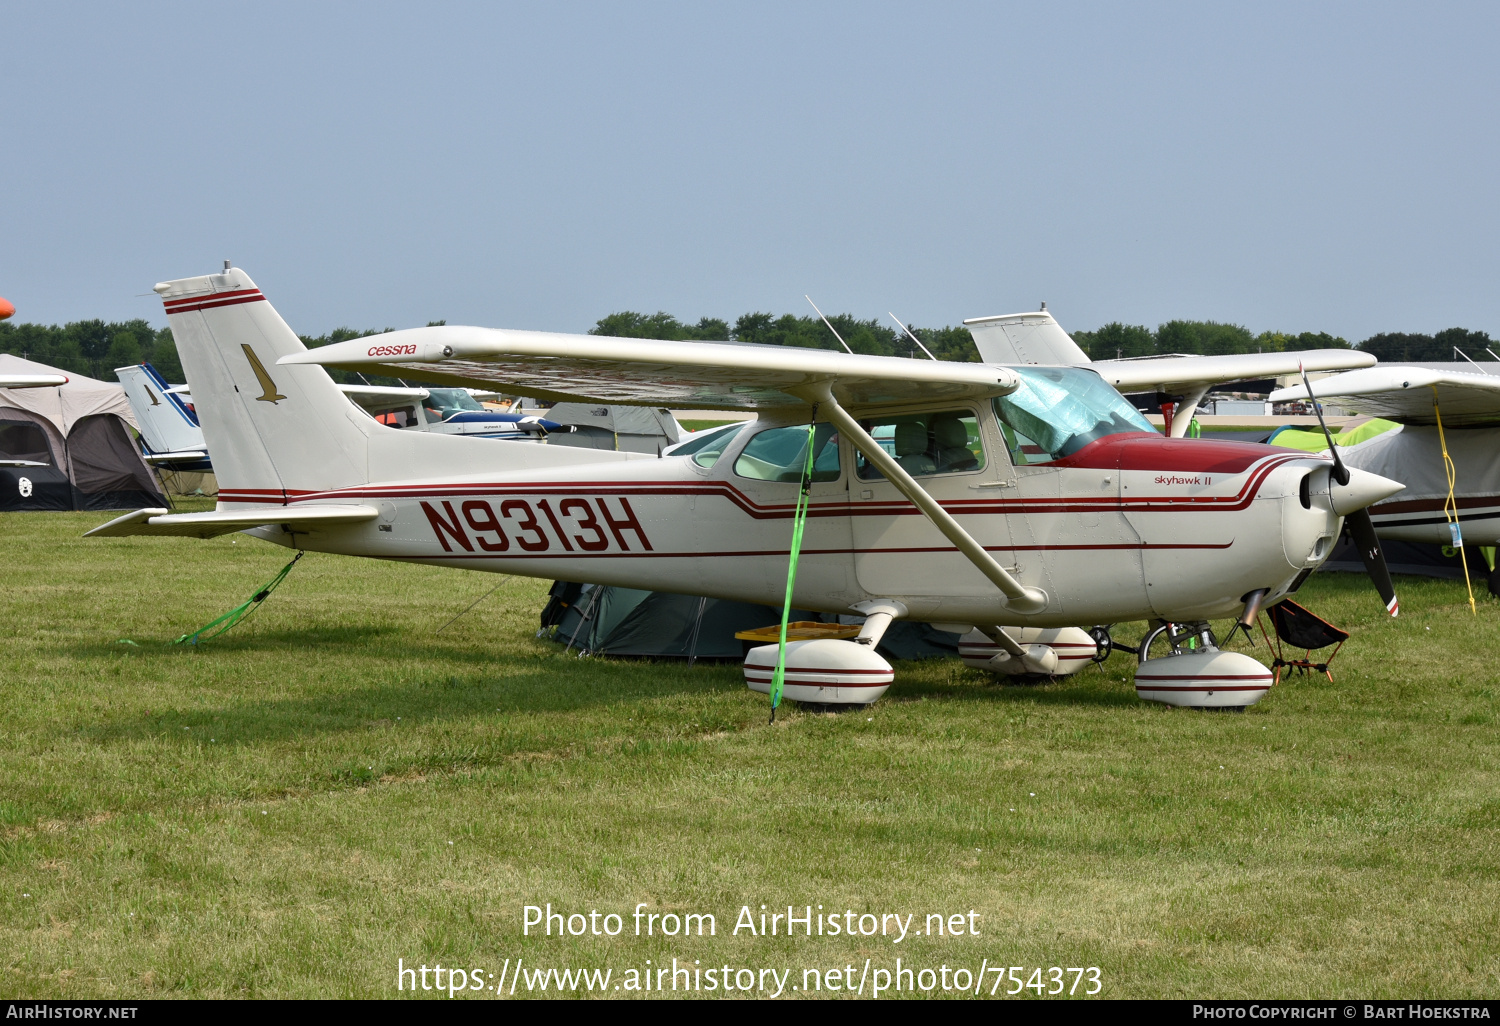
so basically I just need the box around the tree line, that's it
[595,310,1498,363]
[0,319,184,383]
[3,311,1495,384]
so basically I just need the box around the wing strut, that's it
[809,389,1048,615]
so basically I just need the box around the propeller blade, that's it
[1299,363,1350,486]
[1346,508,1398,616]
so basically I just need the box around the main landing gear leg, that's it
[975,624,1059,676]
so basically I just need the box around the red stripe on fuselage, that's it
[213,450,1306,519]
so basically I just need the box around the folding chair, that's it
[1257,599,1349,683]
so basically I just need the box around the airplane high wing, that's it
[1091,350,1377,395]
[1269,366,1500,426]
[338,383,430,403]
[279,327,1023,409]
[965,310,1375,435]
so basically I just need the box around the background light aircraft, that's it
[89,268,1402,710]
[115,363,213,472]
[1273,366,1500,555]
[118,363,569,477]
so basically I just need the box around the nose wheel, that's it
[1088,626,1113,663]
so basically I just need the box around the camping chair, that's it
[1257,600,1349,683]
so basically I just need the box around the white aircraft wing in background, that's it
[280,327,1022,409]
[0,371,69,462]
[1270,366,1500,427]
[0,374,67,388]
[1091,349,1377,394]
[337,383,430,405]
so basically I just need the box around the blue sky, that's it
[3,2,1497,342]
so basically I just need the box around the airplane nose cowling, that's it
[1330,468,1404,516]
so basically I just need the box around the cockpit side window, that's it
[733,423,841,482]
[993,367,1155,465]
[854,409,985,480]
[673,422,748,467]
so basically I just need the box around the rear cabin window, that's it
[733,424,841,482]
[372,405,420,427]
[854,410,985,480]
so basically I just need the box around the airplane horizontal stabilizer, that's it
[142,450,211,464]
[86,504,379,539]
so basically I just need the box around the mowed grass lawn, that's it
[3,504,1499,999]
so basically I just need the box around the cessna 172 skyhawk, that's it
[88,267,1396,709]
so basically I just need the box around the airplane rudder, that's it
[156,267,370,494]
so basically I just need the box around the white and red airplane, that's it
[88,267,1399,710]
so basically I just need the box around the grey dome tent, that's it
[0,354,165,511]
[543,404,680,455]
[540,581,962,662]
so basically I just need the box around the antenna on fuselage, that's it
[804,296,855,355]
[888,312,938,361]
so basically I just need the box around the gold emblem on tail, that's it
[145,386,161,406]
[241,345,287,404]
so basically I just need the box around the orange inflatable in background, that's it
[0,297,14,320]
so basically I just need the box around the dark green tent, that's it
[540,582,962,662]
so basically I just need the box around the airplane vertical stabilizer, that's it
[155,267,636,505]
[115,363,206,456]
[157,269,371,501]
[964,311,1090,366]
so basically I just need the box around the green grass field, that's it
[3,504,1498,999]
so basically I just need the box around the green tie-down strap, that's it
[171,551,304,646]
[770,414,819,718]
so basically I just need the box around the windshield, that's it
[993,367,1154,465]
[423,388,486,421]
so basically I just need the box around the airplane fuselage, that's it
[236,407,1343,628]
